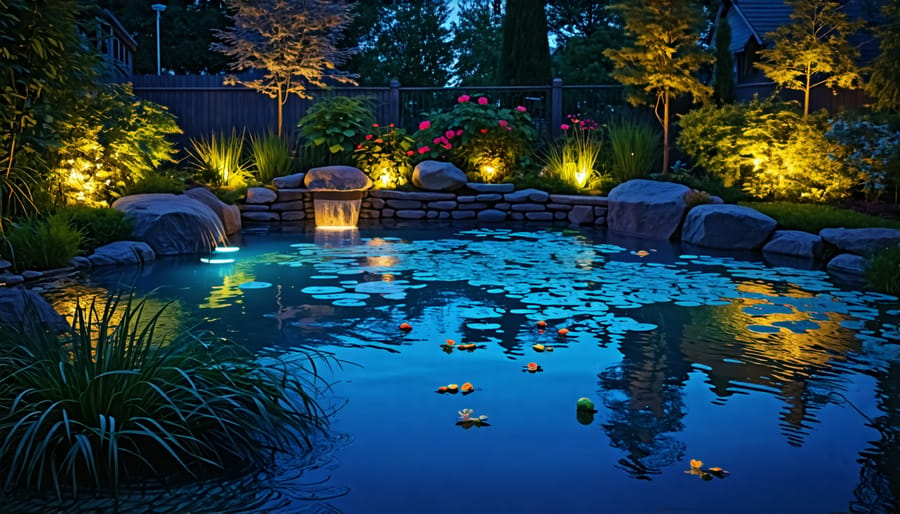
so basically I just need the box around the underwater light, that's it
[213,246,240,253]
[200,257,235,264]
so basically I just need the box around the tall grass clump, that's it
[0,293,331,499]
[187,129,252,188]
[606,115,660,182]
[1,213,83,272]
[866,246,900,295]
[541,122,604,191]
[56,205,133,250]
[249,132,297,184]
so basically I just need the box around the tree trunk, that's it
[661,96,670,174]
[277,87,284,137]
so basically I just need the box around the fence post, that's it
[389,80,401,126]
[550,78,563,139]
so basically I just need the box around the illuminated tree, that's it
[866,0,900,114]
[604,0,712,174]
[211,0,356,136]
[755,0,863,118]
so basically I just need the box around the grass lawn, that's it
[740,201,900,234]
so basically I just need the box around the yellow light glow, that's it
[379,168,392,188]
[575,169,588,188]
[480,165,496,180]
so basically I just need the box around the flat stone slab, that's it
[272,172,305,189]
[478,209,507,222]
[682,204,777,250]
[505,188,550,203]
[245,187,278,204]
[763,230,824,260]
[369,190,456,201]
[467,182,515,193]
[820,227,900,255]
[549,194,609,206]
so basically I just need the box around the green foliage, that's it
[866,246,900,295]
[1,213,83,272]
[298,96,376,166]
[507,170,584,195]
[755,0,863,117]
[353,124,416,188]
[540,118,605,190]
[187,130,253,188]
[604,0,713,173]
[652,162,748,204]
[413,95,537,181]
[606,114,660,182]
[50,83,181,207]
[55,205,133,251]
[451,0,503,86]
[249,132,298,184]
[678,98,859,202]
[739,201,900,233]
[0,292,330,498]
[552,26,625,85]
[211,0,356,135]
[499,0,551,85]
[121,169,188,196]
[866,1,900,114]
[713,15,735,105]
[825,115,900,203]
[355,0,453,86]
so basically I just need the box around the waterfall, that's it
[312,191,363,229]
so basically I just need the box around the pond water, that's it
[45,223,899,513]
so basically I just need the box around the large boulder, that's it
[682,204,777,250]
[112,194,226,256]
[304,165,372,191]
[826,253,867,284]
[0,287,69,334]
[607,179,691,240]
[412,161,467,191]
[762,230,824,260]
[184,186,242,235]
[88,241,156,267]
[819,227,900,255]
[272,172,305,189]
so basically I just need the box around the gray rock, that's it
[70,256,92,270]
[0,259,10,271]
[242,211,281,222]
[467,182,515,193]
[276,189,306,201]
[412,161,467,191]
[607,180,691,240]
[396,210,427,219]
[21,270,43,280]
[505,188,549,203]
[113,194,227,256]
[369,190,455,201]
[568,205,594,225]
[386,199,423,209]
[820,227,900,255]
[0,274,24,286]
[549,194,608,206]
[511,203,545,212]
[88,241,156,267]
[682,204,777,250]
[827,253,867,282]
[184,186,242,235]
[478,209,507,222]
[428,201,457,210]
[475,193,503,202]
[305,165,372,191]
[280,211,306,221]
[245,187,278,204]
[272,172,305,189]
[270,200,305,211]
[0,287,69,333]
[452,210,476,219]
[763,230,824,259]
[525,212,554,221]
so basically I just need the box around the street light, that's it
[151,3,166,75]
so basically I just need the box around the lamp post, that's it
[151,3,166,75]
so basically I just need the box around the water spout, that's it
[313,191,363,229]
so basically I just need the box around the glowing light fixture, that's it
[200,257,235,264]
[379,168,392,188]
[213,246,241,253]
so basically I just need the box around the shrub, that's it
[1,213,82,271]
[825,116,900,203]
[249,132,298,184]
[866,246,900,295]
[413,95,536,182]
[650,161,748,203]
[56,205,133,251]
[606,114,660,182]
[540,116,604,190]
[678,98,859,202]
[187,129,253,188]
[121,169,188,196]
[297,96,375,167]
[0,293,331,498]
[353,124,415,188]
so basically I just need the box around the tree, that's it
[211,0,356,136]
[866,0,900,114]
[755,0,863,118]
[712,15,735,104]
[604,0,713,174]
[547,0,624,84]
[547,0,612,41]
[354,0,453,86]
[451,0,504,86]
[499,0,551,85]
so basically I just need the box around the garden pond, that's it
[39,223,900,513]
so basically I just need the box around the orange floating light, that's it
[558,328,569,336]
[461,382,474,393]
[399,322,412,332]
[536,320,547,329]
[527,362,539,372]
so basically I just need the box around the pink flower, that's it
[560,124,571,130]
[365,134,373,140]
[506,127,512,131]
[456,129,463,136]
[516,105,527,112]
[445,130,456,139]
[419,120,431,131]
[418,146,430,154]
[458,94,470,103]
[372,123,379,127]
[498,119,508,127]
[477,97,488,105]
[441,142,452,150]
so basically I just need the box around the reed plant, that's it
[249,132,298,184]
[866,246,900,295]
[1,212,83,272]
[187,129,252,188]
[606,115,660,182]
[0,293,331,499]
[541,124,604,190]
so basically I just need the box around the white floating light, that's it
[213,246,241,253]
[200,257,235,264]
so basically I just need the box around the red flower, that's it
[419,120,431,130]
[365,134,373,140]
[516,105,527,112]
[418,146,430,154]
[373,123,379,127]
[406,150,415,156]
[477,97,489,105]
[458,94,470,103]
[389,123,395,127]
[498,119,508,127]
[445,130,455,139]
[560,124,570,130]
[480,128,488,134]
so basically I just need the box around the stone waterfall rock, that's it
[682,204,777,250]
[112,194,226,256]
[304,165,372,191]
[184,186,242,235]
[607,179,691,240]
[412,161,467,191]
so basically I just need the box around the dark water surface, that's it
[42,223,899,513]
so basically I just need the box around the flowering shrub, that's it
[413,94,536,182]
[540,115,604,190]
[297,96,375,166]
[353,124,416,188]
[825,118,900,203]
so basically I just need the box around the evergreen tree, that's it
[547,0,623,84]
[713,15,735,104]
[499,0,552,85]
[604,0,713,174]
[355,0,453,86]
[211,0,356,136]
[755,0,863,117]
[451,0,504,86]
[866,0,900,114]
